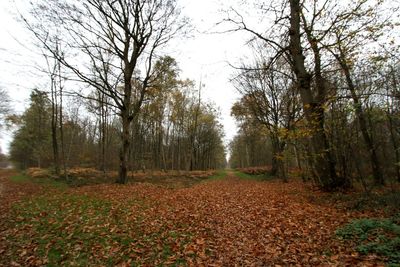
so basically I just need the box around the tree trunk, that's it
[271,135,287,182]
[50,77,60,176]
[293,143,302,170]
[387,112,400,182]
[58,62,68,181]
[339,58,384,185]
[289,0,341,190]
[117,113,130,184]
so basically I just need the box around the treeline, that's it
[228,0,400,190]
[10,57,226,174]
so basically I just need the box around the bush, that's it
[336,216,400,264]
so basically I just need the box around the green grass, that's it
[34,177,68,189]
[9,173,68,190]
[336,215,400,264]
[7,193,193,266]
[10,174,30,183]
[233,170,274,181]
[206,170,228,181]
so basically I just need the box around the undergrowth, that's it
[336,215,400,265]
[318,190,400,216]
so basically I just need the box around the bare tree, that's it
[222,0,345,190]
[231,44,301,181]
[25,0,188,183]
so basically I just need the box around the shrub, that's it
[336,216,400,264]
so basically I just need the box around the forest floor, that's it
[0,169,397,266]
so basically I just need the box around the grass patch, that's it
[10,174,30,183]
[10,172,68,190]
[234,170,274,181]
[6,193,193,266]
[336,215,400,264]
[206,170,227,181]
[35,177,69,189]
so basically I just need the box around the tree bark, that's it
[289,0,341,190]
[50,73,60,176]
[117,112,131,184]
[271,135,287,182]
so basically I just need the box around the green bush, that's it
[336,216,400,264]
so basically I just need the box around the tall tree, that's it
[321,0,388,185]
[288,0,347,190]
[223,0,346,189]
[25,0,188,183]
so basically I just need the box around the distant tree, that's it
[130,57,226,171]
[10,89,52,169]
[0,88,12,132]
[229,124,272,169]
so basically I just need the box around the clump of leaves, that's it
[236,166,271,175]
[336,216,400,264]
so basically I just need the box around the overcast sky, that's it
[0,0,259,154]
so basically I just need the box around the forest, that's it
[0,0,399,266]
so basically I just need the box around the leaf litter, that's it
[0,170,388,266]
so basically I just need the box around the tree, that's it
[226,0,399,187]
[222,0,345,189]
[0,88,12,132]
[25,0,188,183]
[10,89,53,169]
[231,46,301,181]
[229,123,272,169]
[288,0,349,190]
[321,0,387,185]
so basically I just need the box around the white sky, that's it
[0,0,257,154]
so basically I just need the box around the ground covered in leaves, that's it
[0,169,396,266]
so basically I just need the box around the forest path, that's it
[167,176,336,265]
[0,169,383,266]
[119,172,374,265]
